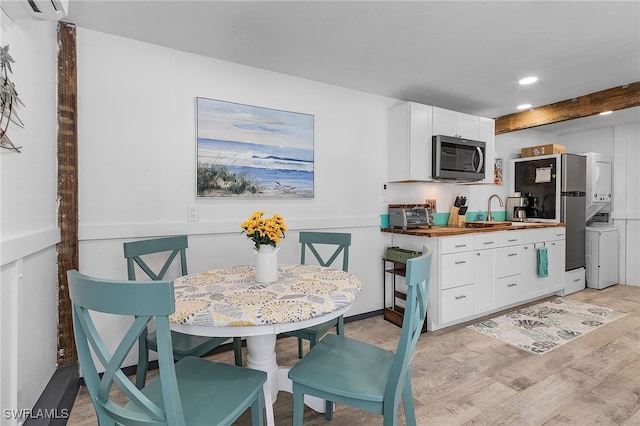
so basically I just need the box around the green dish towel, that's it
[537,247,549,277]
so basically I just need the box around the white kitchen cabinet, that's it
[473,232,498,313]
[441,252,474,289]
[497,245,524,278]
[438,235,474,323]
[497,274,525,307]
[547,239,566,292]
[474,247,497,313]
[387,102,495,183]
[387,102,433,181]
[496,242,525,306]
[522,243,549,299]
[432,106,479,139]
[441,284,474,324]
[478,118,495,184]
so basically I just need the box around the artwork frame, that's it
[196,97,314,198]
[494,157,504,185]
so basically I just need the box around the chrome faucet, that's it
[487,194,504,221]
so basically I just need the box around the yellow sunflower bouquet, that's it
[240,211,288,250]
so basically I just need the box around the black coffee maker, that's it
[506,193,540,221]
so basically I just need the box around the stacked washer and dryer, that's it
[583,153,619,290]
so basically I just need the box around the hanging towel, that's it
[537,247,549,277]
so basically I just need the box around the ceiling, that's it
[19,1,640,132]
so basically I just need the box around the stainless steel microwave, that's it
[432,134,486,181]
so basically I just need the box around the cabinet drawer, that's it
[538,227,566,241]
[441,252,474,289]
[441,284,474,324]
[441,235,473,254]
[497,275,525,307]
[499,231,524,246]
[497,246,523,278]
[474,232,499,249]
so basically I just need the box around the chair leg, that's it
[325,400,334,420]
[297,337,304,359]
[250,387,265,426]
[401,373,416,426]
[233,337,243,366]
[292,385,304,426]
[135,334,149,389]
[309,334,318,351]
[336,315,345,336]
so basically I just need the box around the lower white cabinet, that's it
[434,227,566,330]
[441,251,474,289]
[473,233,497,313]
[388,226,566,331]
[497,274,525,306]
[547,240,565,292]
[440,284,474,324]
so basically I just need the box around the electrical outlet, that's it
[381,183,387,202]
[187,204,199,222]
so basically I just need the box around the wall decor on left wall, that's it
[0,45,25,152]
[195,97,314,198]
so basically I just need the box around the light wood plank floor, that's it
[67,285,640,425]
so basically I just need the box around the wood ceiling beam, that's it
[495,81,640,135]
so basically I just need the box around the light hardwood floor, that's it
[67,285,640,425]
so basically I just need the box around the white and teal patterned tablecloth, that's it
[170,264,361,327]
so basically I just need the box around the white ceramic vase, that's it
[254,245,280,283]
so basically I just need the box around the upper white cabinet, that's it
[387,102,495,183]
[387,102,433,181]
[432,106,479,139]
[478,118,495,184]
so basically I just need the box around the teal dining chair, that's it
[283,231,351,358]
[288,245,433,426]
[67,270,267,426]
[123,235,243,389]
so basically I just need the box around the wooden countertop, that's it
[381,222,564,237]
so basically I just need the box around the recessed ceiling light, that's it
[519,76,538,85]
[517,104,532,110]
[599,111,613,116]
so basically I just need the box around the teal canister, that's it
[380,214,390,229]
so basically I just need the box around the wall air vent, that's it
[1,0,68,21]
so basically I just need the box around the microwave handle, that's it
[474,146,484,173]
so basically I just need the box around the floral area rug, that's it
[467,298,627,354]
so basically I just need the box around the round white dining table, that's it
[169,264,362,426]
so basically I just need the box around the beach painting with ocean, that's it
[196,98,314,198]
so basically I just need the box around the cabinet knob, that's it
[508,283,518,287]
[454,260,467,265]
[455,295,467,300]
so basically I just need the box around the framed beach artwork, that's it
[196,97,314,198]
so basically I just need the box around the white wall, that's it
[612,123,640,285]
[75,29,397,367]
[0,13,60,423]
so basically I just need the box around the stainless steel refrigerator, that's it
[512,153,586,271]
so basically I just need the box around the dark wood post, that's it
[56,22,78,366]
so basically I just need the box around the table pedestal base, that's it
[246,334,327,426]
